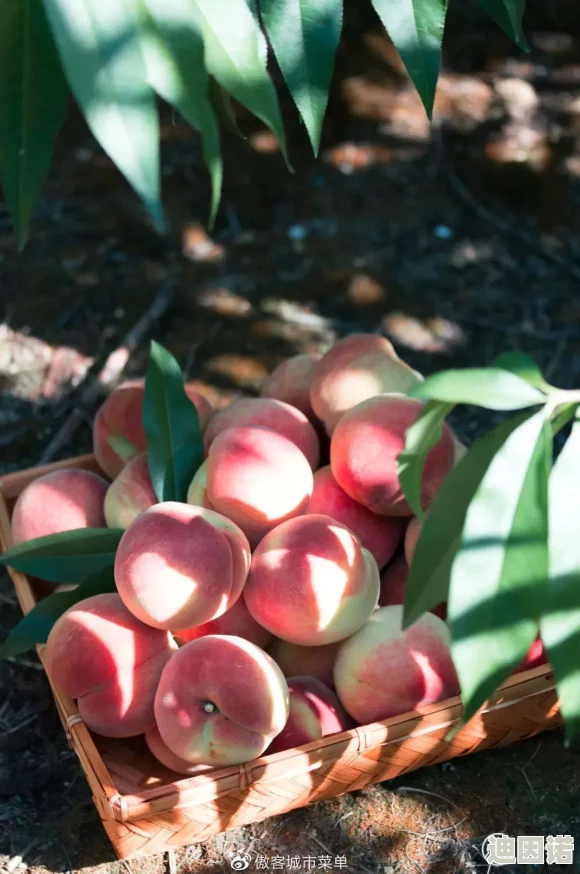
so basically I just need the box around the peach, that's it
[261,354,321,422]
[11,468,108,545]
[515,637,547,674]
[104,454,157,529]
[175,596,273,649]
[206,426,313,545]
[331,395,455,515]
[186,460,214,509]
[379,555,447,620]
[378,556,409,608]
[404,517,422,566]
[93,379,213,479]
[244,515,380,646]
[145,727,215,776]
[334,605,458,724]
[266,676,352,755]
[45,593,174,737]
[204,398,320,469]
[310,334,422,433]
[267,639,341,688]
[308,466,404,568]
[155,635,289,766]
[114,502,251,630]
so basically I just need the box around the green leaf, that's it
[0,567,117,658]
[448,409,551,722]
[43,0,162,228]
[0,0,68,249]
[143,341,204,503]
[397,400,454,518]
[371,0,447,119]
[411,368,545,410]
[479,0,529,52]
[190,0,290,167]
[261,0,342,155]
[403,409,536,627]
[209,77,245,139]
[493,351,546,390]
[0,528,123,583]
[540,412,580,742]
[138,0,222,226]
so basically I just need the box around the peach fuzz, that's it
[145,727,215,776]
[206,426,313,545]
[175,596,273,649]
[308,466,404,568]
[11,468,108,545]
[114,502,250,630]
[93,379,213,479]
[203,397,320,469]
[334,605,458,724]
[310,333,422,433]
[379,556,447,620]
[331,395,455,516]
[45,593,174,737]
[266,676,352,755]
[267,639,341,689]
[155,635,289,767]
[244,514,380,646]
[261,354,321,422]
[104,454,157,530]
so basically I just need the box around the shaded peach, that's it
[331,395,455,515]
[155,635,289,766]
[267,639,341,689]
[145,727,215,776]
[244,515,380,646]
[45,593,174,737]
[114,502,250,630]
[379,555,447,620]
[404,516,423,566]
[104,454,157,529]
[308,466,404,568]
[334,605,459,724]
[261,354,321,422]
[310,333,422,432]
[11,468,108,545]
[204,397,320,469]
[265,676,352,755]
[93,379,213,479]
[175,596,273,649]
[514,637,547,674]
[206,426,313,545]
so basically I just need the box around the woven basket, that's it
[0,455,562,860]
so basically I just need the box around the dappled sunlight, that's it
[382,312,467,354]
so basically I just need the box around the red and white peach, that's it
[11,468,108,545]
[114,502,250,630]
[154,635,289,767]
[45,593,175,737]
[244,514,380,646]
[334,605,458,724]
[265,676,352,755]
[330,395,455,516]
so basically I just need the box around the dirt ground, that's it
[1,1,580,872]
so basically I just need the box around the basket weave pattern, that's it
[0,456,562,860]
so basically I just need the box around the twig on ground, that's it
[396,787,461,810]
[38,284,174,464]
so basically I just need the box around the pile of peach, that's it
[11,334,544,774]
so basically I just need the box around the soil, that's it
[1,1,580,872]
